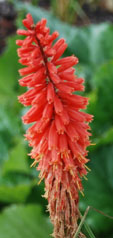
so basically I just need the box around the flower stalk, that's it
[17,13,93,238]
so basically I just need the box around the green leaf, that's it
[0,137,9,168]
[0,36,20,99]
[0,106,17,173]
[88,60,113,137]
[26,182,47,209]
[92,127,113,150]
[80,145,113,233]
[0,106,20,141]
[0,172,34,203]
[2,139,29,174]
[0,204,52,238]
[97,25,113,64]
[0,138,38,203]
[0,105,22,173]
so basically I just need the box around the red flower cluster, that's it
[17,14,93,238]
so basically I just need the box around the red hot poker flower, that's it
[17,13,93,238]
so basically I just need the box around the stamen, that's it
[85,164,91,172]
[90,143,96,146]
[83,175,88,181]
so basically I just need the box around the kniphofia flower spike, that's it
[17,14,93,238]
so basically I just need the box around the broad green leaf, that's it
[0,204,52,238]
[86,23,110,66]
[92,127,113,150]
[0,105,21,144]
[0,36,20,99]
[26,181,47,209]
[0,137,9,168]
[0,105,23,173]
[80,145,113,233]
[0,183,31,203]
[0,172,34,203]
[97,25,113,64]
[2,139,29,174]
[88,60,113,137]
[0,106,18,173]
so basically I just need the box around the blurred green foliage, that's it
[0,1,113,238]
[0,205,52,238]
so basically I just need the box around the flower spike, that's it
[17,13,93,238]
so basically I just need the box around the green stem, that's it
[90,206,113,220]
[83,220,96,238]
[75,205,113,238]
[75,206,96,238]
